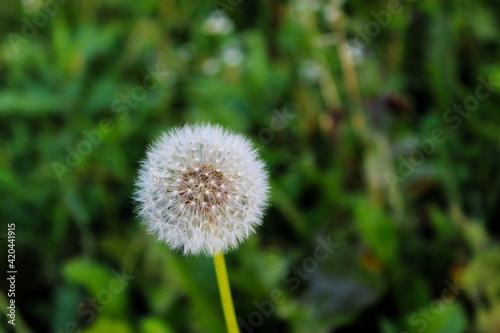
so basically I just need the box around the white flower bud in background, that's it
[201,11,234,36]
[134,124,270,256]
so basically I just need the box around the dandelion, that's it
[134,123,270,333]
[135,123,269,255]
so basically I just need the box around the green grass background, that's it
[1,0,500,332]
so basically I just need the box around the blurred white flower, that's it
[202,11,234,35]
[299,59,321,83]
[290,0,320,22]
[322,3,342,23]
[134,124,269,256]
[21,0,43,12]
[201,58,221,76]
[292,0,320,12]
[343,41,366,63]
[222,47,244,67]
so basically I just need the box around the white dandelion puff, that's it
[134,123,270,256]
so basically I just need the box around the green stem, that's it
[213,252,239,333]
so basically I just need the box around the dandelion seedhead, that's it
[134,124,269,255]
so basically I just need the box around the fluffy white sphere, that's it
[134,124,270,256]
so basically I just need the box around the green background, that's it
[1,0,500,332]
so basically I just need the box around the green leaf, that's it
[355,199,398,264]
[82,317,133,333]
[140,317,175,333]
[62,257,129,315]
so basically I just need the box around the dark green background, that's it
[1,0,500,332]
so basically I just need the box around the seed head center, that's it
[178,164,231,212]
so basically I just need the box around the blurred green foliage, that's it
[1,0,500,332]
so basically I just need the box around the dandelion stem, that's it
[214,252,239,333]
